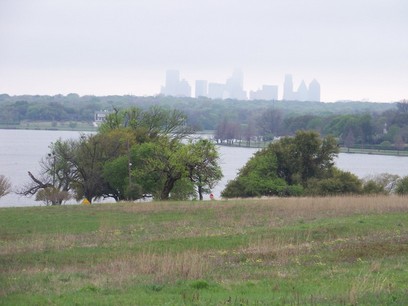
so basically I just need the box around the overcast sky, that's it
[0,0,407,102]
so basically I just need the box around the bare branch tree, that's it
[18,171,53,197]
[17,139,78,205]
[0,175,12,198]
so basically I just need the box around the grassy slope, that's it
[1,197,408,305]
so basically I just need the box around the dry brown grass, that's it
[159,195,406,217]
[93,250,209,284]
[3,196,407,256]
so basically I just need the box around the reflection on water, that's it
[1,129,408,207]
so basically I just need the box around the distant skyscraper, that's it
[308,79,321,102]
[225,69,247,100]
[283,74,294,100]
[159,70,320,102]
[195,80,208,98]
[249,85,278,100]
[162,69,179,96]
[297,80,308,101]
[178,79,192,97]
[262,85,278,100]
[208,83,225,99]
[160,69,191,97]
[283,74,321,102]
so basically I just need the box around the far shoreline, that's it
[2,125,407,157]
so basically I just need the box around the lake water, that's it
[1,129,407,207]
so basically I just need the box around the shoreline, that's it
[2,126,407,157]
[216,143,408,157]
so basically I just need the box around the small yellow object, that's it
[82,198,91,205]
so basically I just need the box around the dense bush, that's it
[396,176,408,195]
[305,169,363,196]
[222,131,353,198]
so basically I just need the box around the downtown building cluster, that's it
[160,70,320,102]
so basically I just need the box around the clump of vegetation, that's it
[362,173,400,195]
[222,130,408,198]
[396,176,408,195]
[222,131,359,197]
[18,106,222,204]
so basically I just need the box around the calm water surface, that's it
[1,129,407,207]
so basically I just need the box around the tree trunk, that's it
[161,177,176,200]
[198,185,203,201]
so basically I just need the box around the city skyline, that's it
[0,0,407,102]
[160,69,320,102]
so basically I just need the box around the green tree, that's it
[271,131,338,186]
[68,134,121,203]
[343,129,355,152]
[149,138,189,200]
[105,137,223,201]
[21,133,126,204]
[99,106,193,140]
[22,106,223,203]
[186,139,223,200]
[222,131,341,198]
[257,108,283,140]
[103,155,130,201]
[130,137,189,200]
[222,149,300,198]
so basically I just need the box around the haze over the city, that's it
[0,0,407,102]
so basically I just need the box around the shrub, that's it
[306,169,363,196]
[362,180,387,195]
[363,173,400,194]
[396,176,408,195]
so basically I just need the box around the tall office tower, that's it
[283,74,294,100]
[225,69,247,100]
[249,85,278,100]
[208,83,225,99]
[308,79,321,102]
[178,79,192,97]
[160,70,191,97]
[161,69,180,96]
[261,85,278,100]
[195,80,208,98]
[297,80,308,101]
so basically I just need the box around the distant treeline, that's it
[1,93,407,147]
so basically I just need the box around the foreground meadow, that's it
[1,197,408,305]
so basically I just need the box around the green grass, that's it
[0,121,97,131]
[1,196,408,305]
[339,146,408,156]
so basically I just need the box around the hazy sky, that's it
[1,0,407,102]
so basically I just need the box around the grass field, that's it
[0,121,96,132]
[1,196,408,305]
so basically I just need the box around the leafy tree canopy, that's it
[20,106,222,203]
[222,131,363,198]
